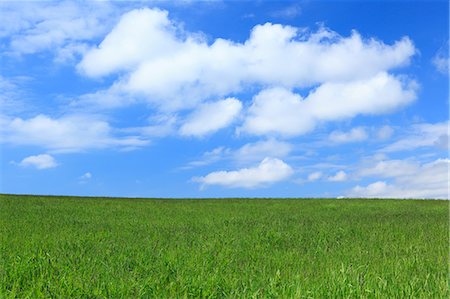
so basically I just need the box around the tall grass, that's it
[0,194,448,298]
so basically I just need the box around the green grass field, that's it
[0,194,448,298]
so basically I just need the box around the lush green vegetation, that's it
[0,194,448,298]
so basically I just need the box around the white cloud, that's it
[183,146,230,169]
[182,138,292,169]
[432,55,448,74]
[19,154,58,169]
[233,139,292,163]
[382,121,448,152]
[0,114,149,152]
[302,72,417,120]
[270,4,301,19]
[307,171,322,181]
[350,181,390,197]
[2,1,116,61]
[349,158,449,199]
[328,170,347,182]
[77,8,416,112]
[358,159,418,178]
[239,88,314,136]
[78,8,176,77]
[241,73,416,137]
[179,98,242,137]
[121,114,177,138]
[194,157,293,188]
[329,127,368,143]
[432,45,449,75]
[80,172,92,179]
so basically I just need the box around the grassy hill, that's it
[0,194,448,298]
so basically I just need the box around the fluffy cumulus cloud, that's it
[77,8,416,120]
[19,154,58,169]
[239,88,314,136]
[0,114,148,152]
[241,73,416,137]
[329,127,368,143]
[179,98,242,137]
[328,170,347,182]
[349,158,449,199]
[194,157,293,188]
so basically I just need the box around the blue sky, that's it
[0,0,448,198]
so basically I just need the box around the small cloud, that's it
[193,157,293,189]
[307,171,322,182]
[242,13,255,19]
[80,172,92,179]
[432,55,448,74]
[271,4,301,19]
[182,146,230,169]
[432,44,449,75]
[328,170,347,182]
[18,154,58,169]
[123,114,177,138]
[329,127,368,143]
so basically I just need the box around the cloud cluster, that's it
[4,5,438,196]
[79,9,415,94]
[241,74,416,137]
[194,157,293,188]
[76,8,417,138]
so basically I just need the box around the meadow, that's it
[0,194,448,298]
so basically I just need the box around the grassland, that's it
[0,194,448,298]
